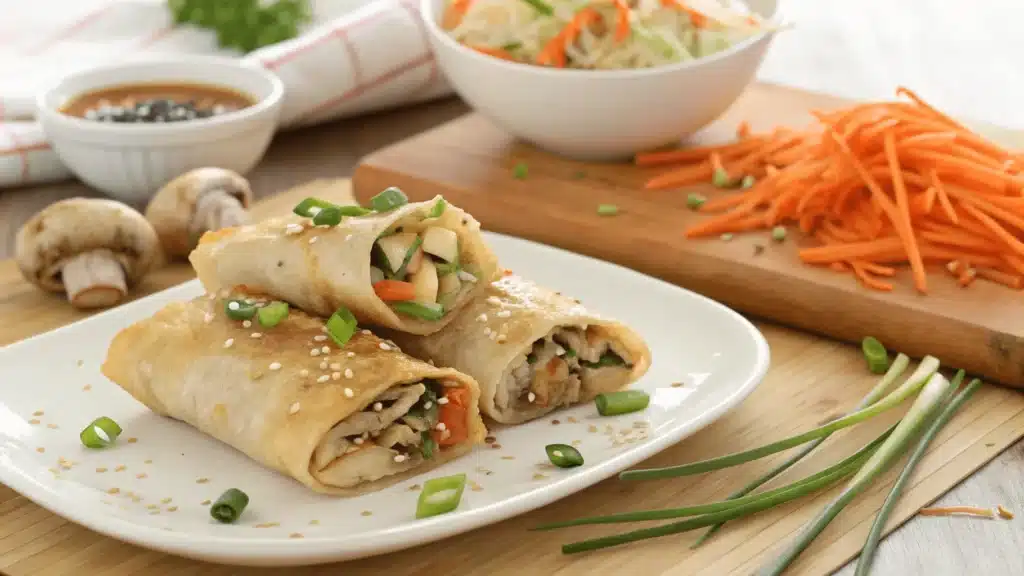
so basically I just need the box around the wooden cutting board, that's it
[353,83,1024,387]
[0,179,1022,576]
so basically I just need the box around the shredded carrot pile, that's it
[636,87,1024,294]
[918,506,996,519]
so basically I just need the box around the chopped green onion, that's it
[520,0,553,16]
[720,233,734,241]
[80,416,122,448]
[337,205,374,216]
[620,356,940,481]
[502,41,522,51]
[861,336,889,374]
[771,226,787,242]
[546,444,584,468]
[712,168,733,188]
[420,432,437,459]
[257,301,289,328]
[512,162,529,179]
[686,193,706,210]
[757,371,955,575]
[741,175,756,189]
[427,197,447,218]
[582,352,625,368]
[293,197,337,217]
[595,390,650,416]
[527,353,537,364]
[391,301,445,321]
[312,206,343,226]
[326,306,358,347]
[225,299,256,320]
[564,348,577,358]
[369,187,409,212]
[597,204,619,216]
[393,237,424,280]
[856,371,973,576]
[210,488,249,523]
[416,474,467,519]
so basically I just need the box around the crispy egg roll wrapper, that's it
[189,195,500,335]
[383,274,652,424]
[101,295,486,496]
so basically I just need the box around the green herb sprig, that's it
[167,0,312,53]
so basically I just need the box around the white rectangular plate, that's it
[0,232,769,567]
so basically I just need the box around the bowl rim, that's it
[35,55,285,136]
[419,0,782,79]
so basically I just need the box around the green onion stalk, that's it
[692,354,909,548]
[756,371,956,576]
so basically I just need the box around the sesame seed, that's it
[310,349,321,357]
[347,352,355,357]
[555,346,566,356]
[423,401,433,409]
[437,397,449,405]
[527,392,536,403]
[393,454,407,463]
[353,437,364,445]
[553,450,563,458]
[321,346,330,354]
[285,223,304,235]
[228,301,240,311]
[436,422,447,431]
[477,313,488,323]
[373,402,383,412]
[319,361,328,370]
[361,329,372,335]
[251,332,262,339]
[317,375,330,383]
[314,335,328,342]
[331,372,341,380]
[243,320,252,328]
[269,362,282,371]
[300,369,309,376]
[497,335,507,343]
[497,310,511,318]
[309,237,319,244]
[223,338,234,348]
[379,342,391,351]
[344,368,354,379]
[344,387,354,397]
[289,402,301,414]
[487,296,501,305]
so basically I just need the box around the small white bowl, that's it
[421,0,780,161]
[37,56,284,204]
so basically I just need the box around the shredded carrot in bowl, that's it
[637,87,1024,294]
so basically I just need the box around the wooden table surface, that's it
[0,98,1021,575]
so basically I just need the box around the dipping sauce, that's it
[60,82,257,124]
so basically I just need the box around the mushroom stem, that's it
[62,250,127,309]
[191,190,251,240]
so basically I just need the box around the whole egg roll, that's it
[101,292,486,496]
[382,274,652,424]
[190,193,500,335]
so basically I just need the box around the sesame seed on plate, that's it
[527,392,537,402]
[497,335,507,343]
[314,335,327,342]
[228,301,240,310]
[379,343,391,351]
[555,346,566,356]
[317,375,330,383]
[243,320,252,328]
[435,422,447,431]
[289,402,301,414]
[319,361,328,370]
[361,329,372,336]
[331,372,341,380]
[373,402,383,412]
[487,296,501,305]
[353,437,364,445]
[476,313,488,322]
[344,387,354,397]
[251,332,262,339]
[223,338,234,348]
[393,454,407,463]
[320,346,330,354]
[285,223,304,235]
[310,349,321,357]
[497,310,511,318]
[347,352,355,357]
[330,363,341,370]
[269,362,282,371]
[423,401,433,410]
[552,450,563,458]
[201,499,212,505]
[437,397,449,405]
[309,237,319,244]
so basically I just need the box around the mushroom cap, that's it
[15,197,162,293]
[145,167,253,257]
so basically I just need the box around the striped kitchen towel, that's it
[0,0,452,189]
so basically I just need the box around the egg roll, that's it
[101,293,486,496]
[383,274,652,424]
[190,193,500,335]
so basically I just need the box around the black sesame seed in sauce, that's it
[61,82,255,125]
[84,99,232,124]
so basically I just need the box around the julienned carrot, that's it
[638,87,1024,293]
[536,9,601,68]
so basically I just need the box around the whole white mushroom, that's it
[15,198,162,309]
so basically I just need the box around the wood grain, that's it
[0,97,1020,575]
[353,83,1024,388]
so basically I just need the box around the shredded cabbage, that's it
[442,0,767,70]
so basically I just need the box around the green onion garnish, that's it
[210,488,249,523]
[712,168,732,188]
[597,204,619,217]
[420,432,437,459]
[337,205,374,216]
[512,162,529,179]
[583,352,626,368]
[326,306,358,347]
[312,206,343,226]
[771,226,787,242]
[502,41,522,51]
[80,416,122,449]
[391,301,445,321]
[527,353,537,363]
[225,299,256,320]
[686,193,706,210]
[392,237,424,280]
[595,390,650,416]
[741,175,756,189]
[546,444,584,468]
[369,187,409,212]
[416,474,467,519]
[427,197,447,218]
[257,301,289,328]
[293,197,337,217]
[520,0,554,15]
[861,336,889,374]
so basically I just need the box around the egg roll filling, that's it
[497,327,635,412]
[370,216,481,321]
[312,379,469,487]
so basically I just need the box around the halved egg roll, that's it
[101,293,486,496]
[190,191,501,335]
[383,274,652,424]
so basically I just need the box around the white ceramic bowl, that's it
[421,0,780,161]
[37,56,284,204]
